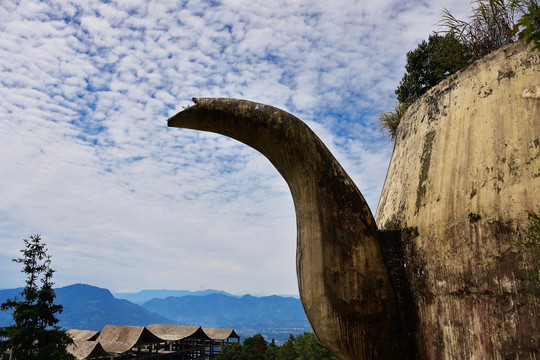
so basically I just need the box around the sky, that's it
[0,0,470,296]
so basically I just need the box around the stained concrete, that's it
[376,40,540,359]
[169,98,401,359]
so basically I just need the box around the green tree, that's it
[243,334,267,360]
[222,334,268,360]
[378,33,471,142]
[276,335,298,360]
[221,342,245,360]
[0,235,74,360]
[223,333,338,360]
[514,1,540,51]
[395,33,472,108]
[264,339,279,360]
[293,333,337,360]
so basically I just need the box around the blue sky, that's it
[0,0,469,295]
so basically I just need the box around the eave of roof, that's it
[98,325,163,354]
[147,324,210,341]
[203,327,240,340]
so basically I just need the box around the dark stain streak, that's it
[416,131,436,214]
[468,212,482,223]
[497,69,515,85]
[377,230,419,359]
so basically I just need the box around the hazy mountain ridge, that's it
[142,292,311,342]
[142,293,309,328]
[0,288,23,326]
[0,284,172,331]
[56,284,173,330]
[0,284,311,342]
[113,288,235,304]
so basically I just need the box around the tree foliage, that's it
[441,0,518,58]
[221,342,245,360]
[243,334,267,360]
[514,1,540,51]
[221,332,337,360]
[378,0,540,143]
[0,235,74,360]
[395,33,472,108]
[379,33,470,141]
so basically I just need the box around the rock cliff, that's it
[376,40,540,359]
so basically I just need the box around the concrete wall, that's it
[375,40,540,359]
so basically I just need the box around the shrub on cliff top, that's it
[441,0,540,59]
[378,33,470,141]
[377,102,409,142]
[514,2,540,51]
[378,0,540,143]
[395,33,472,108]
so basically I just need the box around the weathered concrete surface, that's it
[168,98,403,359]
[376,40,540,359]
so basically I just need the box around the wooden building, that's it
[147,324,210,359]
[97,325,164,359]
[66,324,241,360]
[202,328,240,358]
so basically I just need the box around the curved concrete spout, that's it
[168,98,399,359]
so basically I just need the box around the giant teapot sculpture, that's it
[167,41,539,360]
[168,97,405,359]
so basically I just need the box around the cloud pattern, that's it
[0,0,469,294]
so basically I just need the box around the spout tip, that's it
[166,98,201,127]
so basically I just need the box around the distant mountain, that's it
[113,289,234,305]
[56,284,176,330]
[0,284,311,342]
[0,288,23,326]
[0,284,174,331]
[142,293,311,341]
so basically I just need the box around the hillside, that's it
[143,293,308,327]
[142,293,311,341]
[113,289,234,304]
[0,284,311,342]
[0,284,173,331]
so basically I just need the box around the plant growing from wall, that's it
[378,102,409,142]
[517,212,540,295]
[378,0,539,143]
[441,0,540,57]
[378,33,470,141]
[513,2,540,51]
[395,33,472,108]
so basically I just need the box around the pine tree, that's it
[0,235,74,359]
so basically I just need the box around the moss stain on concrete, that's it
[376,40,540,359]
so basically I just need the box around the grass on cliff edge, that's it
[378,0,540,142]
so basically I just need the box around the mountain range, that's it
[113,288,235,305]
[143,293,310,339]
[0,284,311,342]
[0,284,171,331]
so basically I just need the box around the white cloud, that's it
[0,0,471,295]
